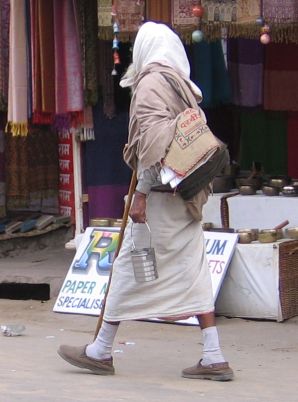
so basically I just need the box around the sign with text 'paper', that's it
[53,228,238,319]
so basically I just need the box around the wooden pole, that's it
[93,171,137,339]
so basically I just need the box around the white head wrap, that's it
[120,21,202,99]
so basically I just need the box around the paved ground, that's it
[0,246,297,402]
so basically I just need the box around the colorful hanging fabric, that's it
[84,104,131,219]
[114,0,144,39]
[0,117,5,218]
[76,0,98,107]
[264,42,298,112]
[227,38,264,107]
[263,0,298,23]
[7,0,29,136]
[31,0,55,125]
[239,110,287,176]
[191,40,231,108]
[53,0,83,130]
[172,0,199,27]
[0,0,10,112]
[145,0,172,25]
[287,113,298,179]
[5,126,59,212]
[97,0,113,40]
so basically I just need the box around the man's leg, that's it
[57,320,119,375]
[182,311,234,381]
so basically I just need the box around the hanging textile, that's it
[264,43,298,112]
[172,0,199,27]
[53,0,83,131]
[0,116,5,218]
[5,126,59,212]
[7,0,29,136]
[76,0,98,106]
[75,0,98,140]
[84,103,131,219]
[191,40,231,109]
[97,0,113,40]
[227,38,264,107]
[31,0,55,124]
[263,0,298,23]
[0,0,10,112]
[114,0,144,39]
[239,110,287,176]
[146,0,172,25]
[262,1,298,43]
[287,113,298,179]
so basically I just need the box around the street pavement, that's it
[0,246,297,402]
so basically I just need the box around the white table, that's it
[215,239,298,321]
[203,191,298,230]
[227,193,298,229]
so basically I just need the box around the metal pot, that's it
[262,185,280,196]
[237,228,259,241]
[269,176,291,188]
[285,227,298,240]
[281,185,298,197]
[258,229,278,243]
[236,230,253,244]
[202,222,214,231]
[236,176,263,190]
[239,185,256,196]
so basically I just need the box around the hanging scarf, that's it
[7,0,29,136]
[114,0,144,38]
[76,0,98,106]
[97,0,113,40]
[53,0,83,131]
[263,0,298,23]
[145,0,172,25]
[0,0,10,112]
[227,38,264,107]
[264,42,298,111]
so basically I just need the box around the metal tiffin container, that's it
[130,222,158,283]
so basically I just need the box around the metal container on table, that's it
[131,222,158,283]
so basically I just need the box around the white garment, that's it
[103,192,214,322]
[119,21,202,101]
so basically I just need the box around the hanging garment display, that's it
[7,0,29,136]
[53,0,84,130]
[239,110,287,176]
[263,0,298,23]
[31,0,55,124]
[114,0,144,35]
[227,38,264,107]
[146,0,172,25]
[191,40,231,108]
[5,126,59,212]
[0,0,10,112]
[287,113,298,179]
[264,42,298,111]
[97,0,113,40]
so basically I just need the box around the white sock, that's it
[86,321,119,360]
[201,326,225,366]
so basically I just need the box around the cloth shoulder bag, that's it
[163,79,229,201]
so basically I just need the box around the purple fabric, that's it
[87,185,129,222]
[227,38,264,107]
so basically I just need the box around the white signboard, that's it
[54,228,238,323]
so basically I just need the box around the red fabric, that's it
[287,113,298,178]
[264,43,298,111]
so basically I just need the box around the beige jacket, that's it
[123,63,209,221]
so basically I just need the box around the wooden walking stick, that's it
[93,170,137,339]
